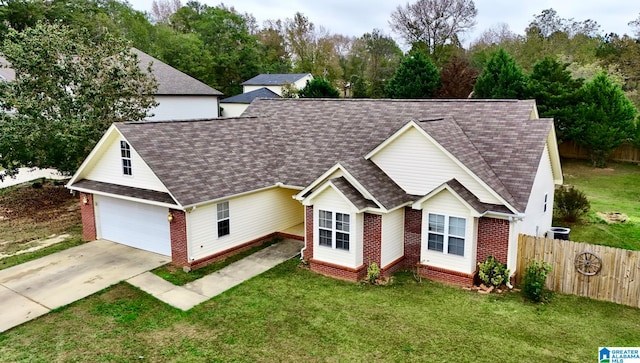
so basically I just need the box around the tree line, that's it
[0,0,639,173]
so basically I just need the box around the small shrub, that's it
[554,186,590,222]
[522,260,552,303]
[478,256,510,288]
[366,262,380,284]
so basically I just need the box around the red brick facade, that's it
[79,192,96,241]
[363,213,382,267]
[476,217,510,264]
[310,259,366,281]
[403,207,422,267]
[304,206,314,260]
[419,264,474,286]
[381,256,405,276]
[169,209,188,266]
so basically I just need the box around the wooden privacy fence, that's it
[516,234,640,308]
[559,140,640,163]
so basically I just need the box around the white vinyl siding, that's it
[514,144,556,273]
[220,103,249,117]
[243,85,287,96]
[518,144,555,238]
[381,208,404,268]
[187,187,303,262]
[311,185,361,269]
[370,126,500,204]
[83,132,168,192]
[420,189,477,275]
[147,95,219,121]
[242,75,311,96]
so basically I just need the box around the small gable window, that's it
[217,201,230,237]
[120,140,132,176]
[318,210,350,251]
[428,213,466,256]
[543,193,548,213]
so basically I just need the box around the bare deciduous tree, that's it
[471,23,517,47]
[526,8,601,38]
[389,0,477,54]
[629,13,640,38]
[151,0,182,24]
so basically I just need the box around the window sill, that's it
[317,244,350,252]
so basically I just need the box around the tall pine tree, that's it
[384,50,440,98]
[473,48,526,99]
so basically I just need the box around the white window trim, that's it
[217,201,230,238]
[120,140,132,176]
[317,210,350,251]
[427,213,466,257]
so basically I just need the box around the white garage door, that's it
[96,196,171,256]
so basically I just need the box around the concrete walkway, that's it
[0,240,170,333]
[128,239,303,311]
[0,167,66,189]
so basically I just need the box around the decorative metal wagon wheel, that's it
[574,251,602,276]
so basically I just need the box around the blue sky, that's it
[129,0,639,45]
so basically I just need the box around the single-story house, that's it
[66,98,562,285]
[241,73,312,96]
[133,49,223,121]
[220,87,280,117]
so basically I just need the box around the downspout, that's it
[300,243,306,260]
[505,215,519,289]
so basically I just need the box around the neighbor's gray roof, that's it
[220,87,281,104]
[0,50,222,96]
[0,56,15,81]
[132,49,222,96]
[241,73,310,86]
[90,99,552,212]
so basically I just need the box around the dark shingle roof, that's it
[340,157,413,210]
[107,99,550,211]
[241,73,310,86]
[330,177,378,210]
[132,49,222,96]
[220,87,281,104]
[73,179,176,205]
[444,179,512,215]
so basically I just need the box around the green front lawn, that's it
[560,159,640,250]
[1,259,637,362]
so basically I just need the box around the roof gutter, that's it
[67,186,182,210]
[183,182,304,210]
[481,210,525,221]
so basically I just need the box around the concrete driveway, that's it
[0,239,170,333]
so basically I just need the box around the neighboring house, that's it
[0,56,15,114]
[0,56,15,82]
[66,99,562,285]
[133,49,223,121]
[219,87,280,117]
[1,51,222,121]
[241,73,312,96]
